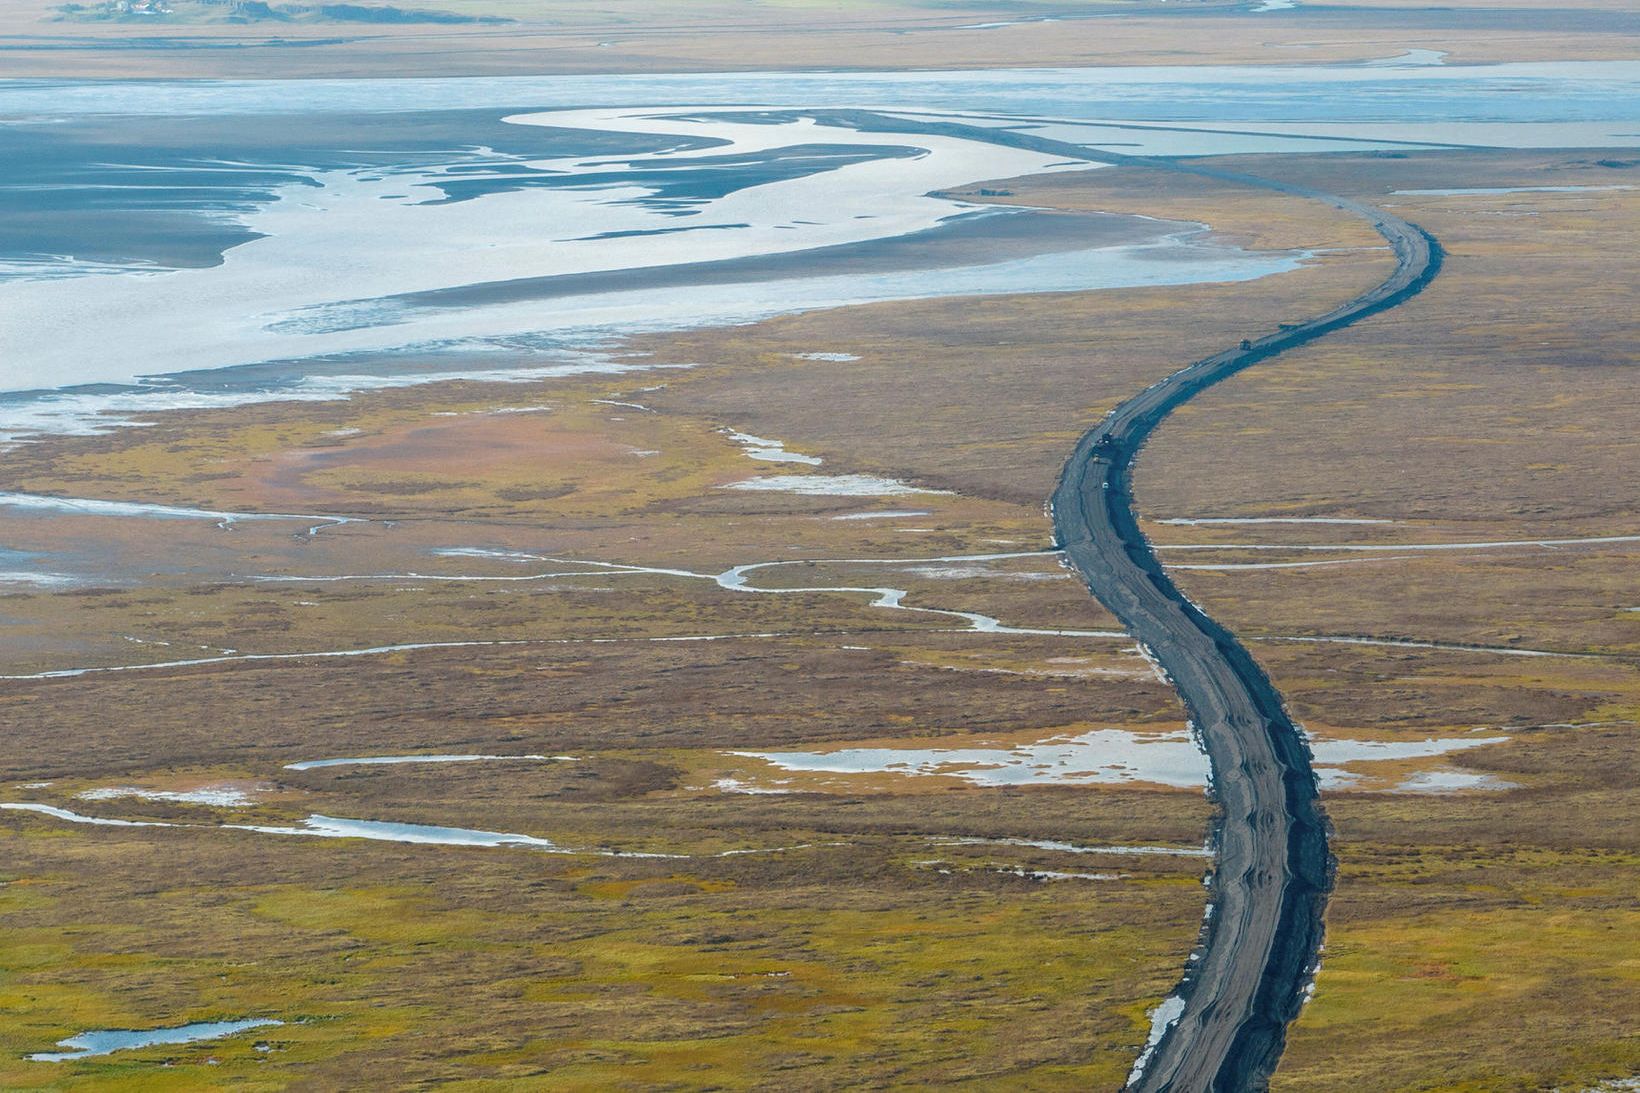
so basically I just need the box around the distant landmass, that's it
[56,0,513,24]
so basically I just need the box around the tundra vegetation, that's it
[6,0,1640,1070]
[1,147,1635,1087]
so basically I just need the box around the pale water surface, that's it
[1,61,1633,442]
[29,1019,282,1063]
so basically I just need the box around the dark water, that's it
[0,110,711,271]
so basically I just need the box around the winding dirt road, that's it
[832,111,1443,1089]
[1051,211,1438,1090]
